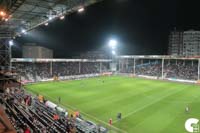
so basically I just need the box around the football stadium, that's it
[1,0,200,133]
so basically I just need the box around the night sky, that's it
[13,0,200,58]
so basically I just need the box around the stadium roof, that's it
[118,55,200,60]
[0,0,102,39]
[11,58,112,62]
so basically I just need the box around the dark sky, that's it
[13,0,200,58]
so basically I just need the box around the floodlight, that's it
[112,50,116,55]
[60,15,65,20]
[21,29,27,34]
[78,7,84,13]
[0,11,5,16]
[48,16,53,20]
[44,22,49,26]
[109,39,117,49]
[9,40,13,46]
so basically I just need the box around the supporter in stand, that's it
[23,125,31,133]
[53,114,59,121]
[41,127,47,133]
[0,87,80,133]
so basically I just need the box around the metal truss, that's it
[0,0,102,74]
[0,0,102,38]
[0,39,10,71]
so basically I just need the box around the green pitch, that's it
[25,76,200,133]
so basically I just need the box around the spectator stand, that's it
[0,86,110,133]
[118,55,200,83]
[11,58,112,84]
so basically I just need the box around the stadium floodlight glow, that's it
[0,11,5,16]
[9,40,13,46]
[5,18,8,22]
[78,7,84,13]
[112,50,116,55]
[48,16,53,21]
[109,39,117,49]
[21,29,27,34]
[44,22,49,26]
[60,15,65,20]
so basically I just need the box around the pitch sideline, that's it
[37,92,127,133]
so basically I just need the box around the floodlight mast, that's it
[112,50,116,55]
[109,39,117,49]
[108,39,118,60]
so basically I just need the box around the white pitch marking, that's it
[113,88,184,123]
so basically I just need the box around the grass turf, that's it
[25,76,200,133]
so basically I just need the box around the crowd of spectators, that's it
[13,59,199,81]
[52,62,80,76]
[119,59,135,73]
[13,62,109,82]
[0,87,107,133]
[12,62,51,81]
[81,63,100,74]
[135,61,162,77]
[134,60,198,80]
[118,59,198,80]
[164,60,198,80]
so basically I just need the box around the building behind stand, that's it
[23,43,53,58]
